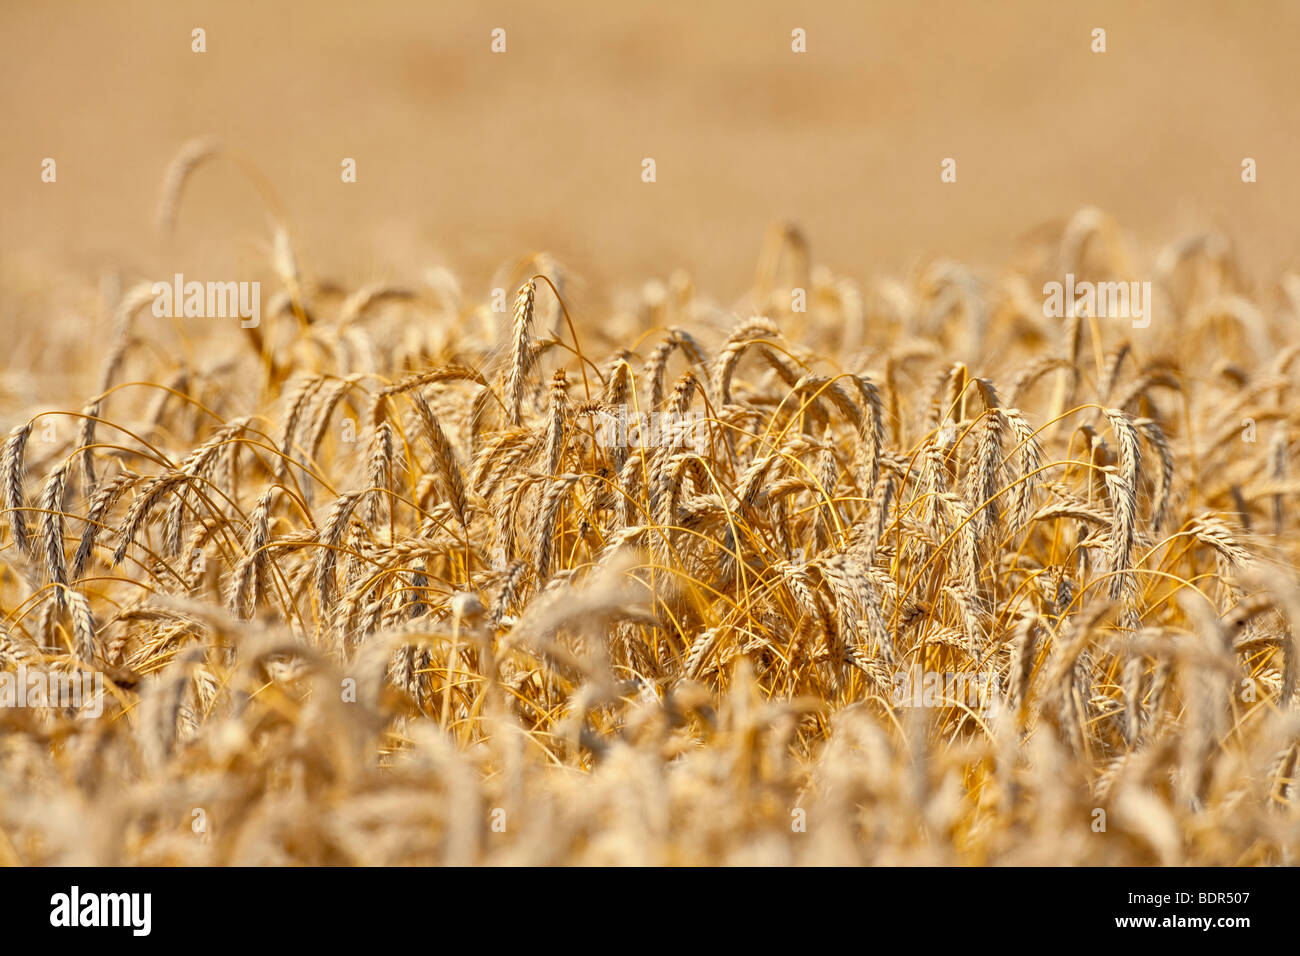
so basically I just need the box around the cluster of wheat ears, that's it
[0,149,1297,864]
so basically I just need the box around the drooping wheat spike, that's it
[683,626,722,679]
[935,491,979,594]
[965,407,1007,540]
[821,550,894,672]
[467,381,498,457]
[506,279,537,426]
[365,420,395,526]
[340,283,415,324]
[302,375,363,491]
[272,224,307,324]
[671,328,712,404]
[643,336,676,411]
[541,369,569,477]
[37,461,70,609]
[928,361,966,427]
[155,136,222,237]
[491,560,527,627]
[1007,356,1071,408]
[1005,613,1041,716]
[849,374,885,494]
[94,294,153,480]
[65,588,97,664]
[409,390,468,527]
[156,417,252,557]
[599,357,633,472]
[848,474,895,567]
[920,425,952,504]
[1104,407,1142,498]
[380,364,489,401]
[1110,371,1182,419]
[161,485,188,559]
[1102,408,1141,601]
[72,469,138,580]
[664,369,698,422]
[275,374,325,482]
[713,316,779,407]
[647,372,699,515]
[229,486,275,619]
[1101,467,1137,602]
[493,471,532,571]
[532,474,581,582]
[92,282,152,400]
[82,289,164,491]
[616,450,645,529]
[112,472,187,568]
[2,421,33,553]
[1098,343,1132,404]
[76,401,101,494]
[1187,513,1251,571]
[1000,406,1043,534]
[811,444,841,551]
[177,416,254,479]
[1135,417,1173,531]
[640,329,707,413]
[600,353,633,409]
[313,491,365,614]
[473,429,535,500]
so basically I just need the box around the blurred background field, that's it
[2,0,1298,314]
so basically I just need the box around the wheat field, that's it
[0,135,1296,864]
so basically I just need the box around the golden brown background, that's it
[2,0,1297,307]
